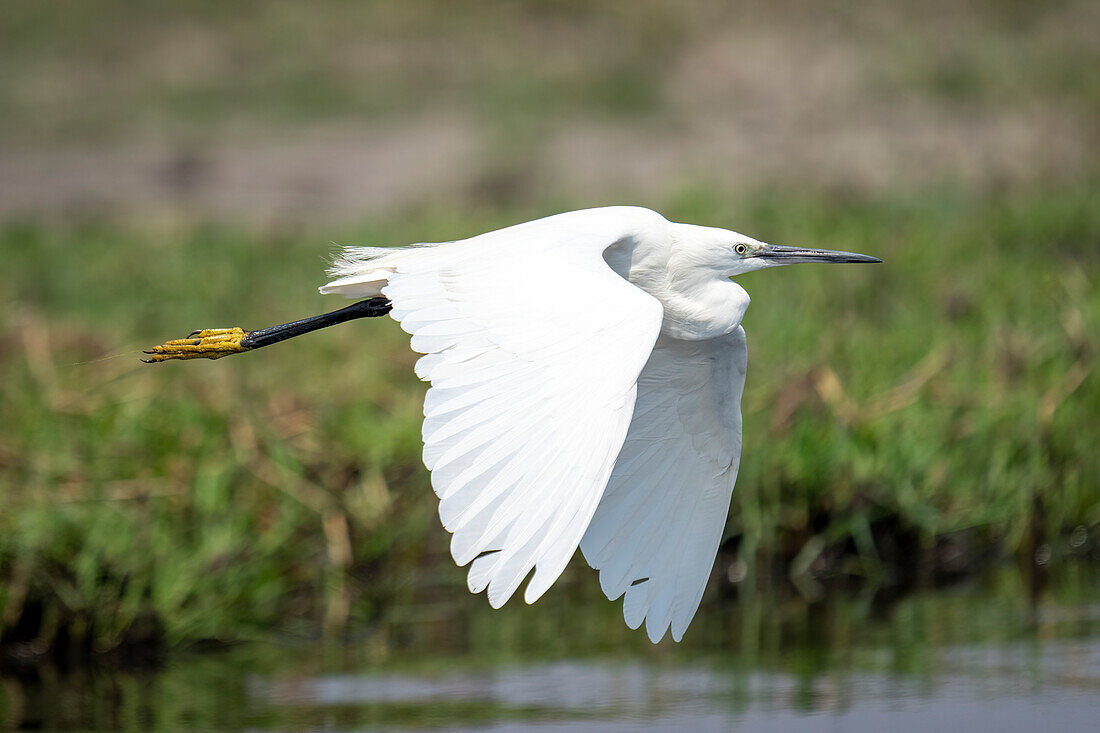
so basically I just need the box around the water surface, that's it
[4,563,1098,731]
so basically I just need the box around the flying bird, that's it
[145,206,880,643]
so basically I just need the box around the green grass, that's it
[0,0,683,141]
[1,183,1099,652]
[4,0,1097,142]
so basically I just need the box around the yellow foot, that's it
[143,327,252,362]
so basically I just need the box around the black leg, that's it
[241,297,392,349]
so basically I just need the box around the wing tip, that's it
[645,620,669,644]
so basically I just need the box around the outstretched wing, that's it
[580,327,748,643]
[325,212,665,609]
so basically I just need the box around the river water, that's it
[4,562,1098,731]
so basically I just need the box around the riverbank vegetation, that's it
[2,182,1097,658]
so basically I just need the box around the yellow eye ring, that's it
[735,243,748,255]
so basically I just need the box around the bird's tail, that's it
[320,244,432,298]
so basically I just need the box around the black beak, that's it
[757,244,882,264]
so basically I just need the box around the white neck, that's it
[605,221,751,341]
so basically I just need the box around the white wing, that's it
[322,209,666,609]
[581,328,747,643]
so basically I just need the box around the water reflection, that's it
[252,643,1100,731]
[4,563,1099,731]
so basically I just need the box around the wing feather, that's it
[581,328,748,643]
[325,210,666,609]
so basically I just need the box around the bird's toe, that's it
[141,327,252,362]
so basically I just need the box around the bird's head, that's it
[722,233,882,277]
[670,223,882,279]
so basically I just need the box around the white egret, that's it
[145,206,880,643]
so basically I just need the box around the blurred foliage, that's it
[2,0,1097,142]
[1,182,1097,653]
[1,0,1098,668]
[0,0,687,140]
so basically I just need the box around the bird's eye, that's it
[735,243,748,255]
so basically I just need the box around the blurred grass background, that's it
[1,0,1098,658]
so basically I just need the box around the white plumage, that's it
[320,206,878,642]
[582,330,746,642]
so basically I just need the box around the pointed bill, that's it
[757,244,882,264]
